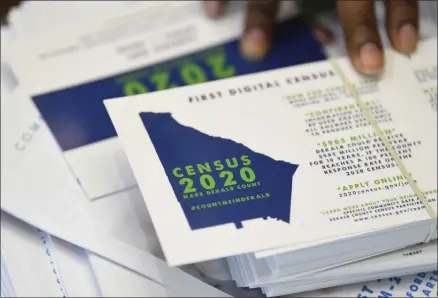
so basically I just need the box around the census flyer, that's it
[105,41,437,265]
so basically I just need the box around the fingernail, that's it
[359,43,383,75]
[398,23,418,53]
[240,28,270,61]
[204,1,223,18]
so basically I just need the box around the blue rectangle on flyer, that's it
[33,17,326,151]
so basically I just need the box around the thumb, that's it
[337,0,384,75]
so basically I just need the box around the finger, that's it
[240,0,280,60]
[337,0,384,75]
[203,1,226,18]
[385,0,418,54]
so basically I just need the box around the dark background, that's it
[0,1,338,23]
[0,0,338,25]
[1,0,20,23]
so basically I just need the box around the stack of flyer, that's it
[105,36,438,296]
[1,0,437,297]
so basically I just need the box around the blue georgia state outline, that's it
[139,112,300,230]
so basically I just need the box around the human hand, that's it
[203,0,419,75]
